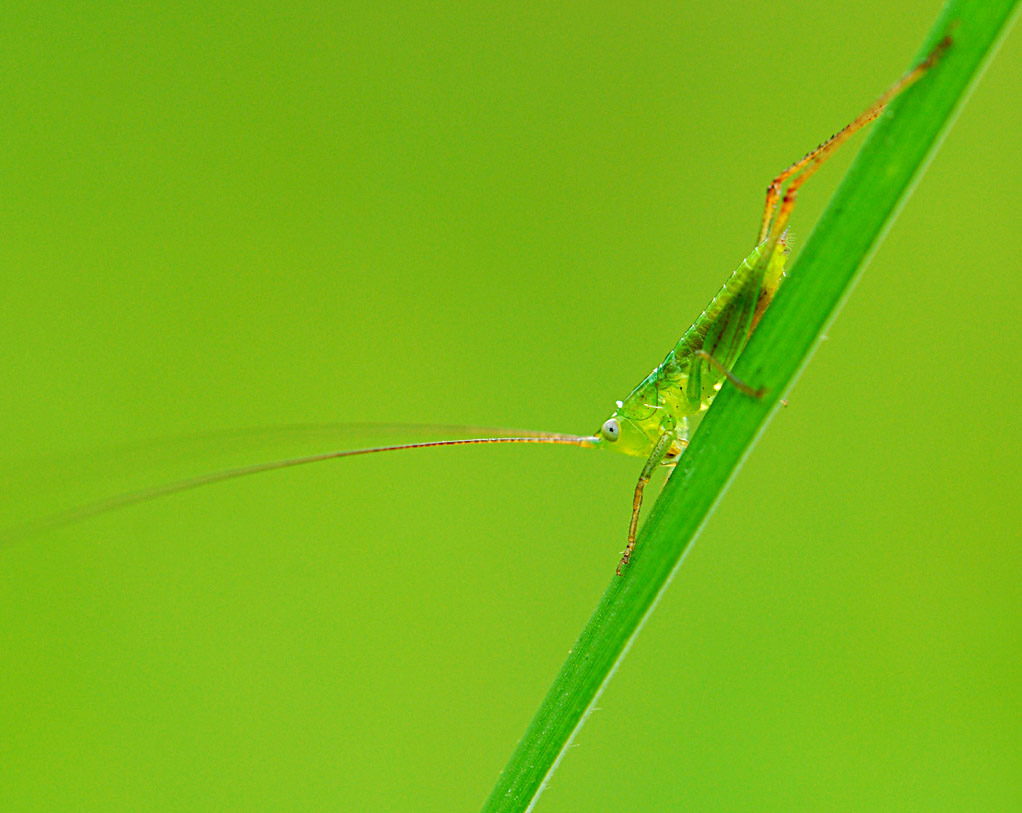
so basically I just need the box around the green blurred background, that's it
[2,1,1018,809]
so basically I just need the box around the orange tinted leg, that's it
[758,36,951,244]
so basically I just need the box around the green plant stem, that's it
[482,2,1019,810]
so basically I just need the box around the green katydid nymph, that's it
[3,38,950,575]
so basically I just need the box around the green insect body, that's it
[590,233,790,573]
[593,237,789,463]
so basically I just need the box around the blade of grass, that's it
[482,2,1020,810]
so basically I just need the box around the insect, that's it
[4,39,949,573]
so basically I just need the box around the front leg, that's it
[617,430,677,576]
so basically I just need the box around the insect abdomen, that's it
[661,238,789,412]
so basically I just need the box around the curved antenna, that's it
[1,430,598,544]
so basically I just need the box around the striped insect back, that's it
[678,236,789,409]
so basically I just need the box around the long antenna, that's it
[2,432,599,543]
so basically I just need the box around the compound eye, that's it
[601,418,620,441]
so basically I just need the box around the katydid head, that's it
[592,413,657,458]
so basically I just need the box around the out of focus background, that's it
[2,2,1018,809]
